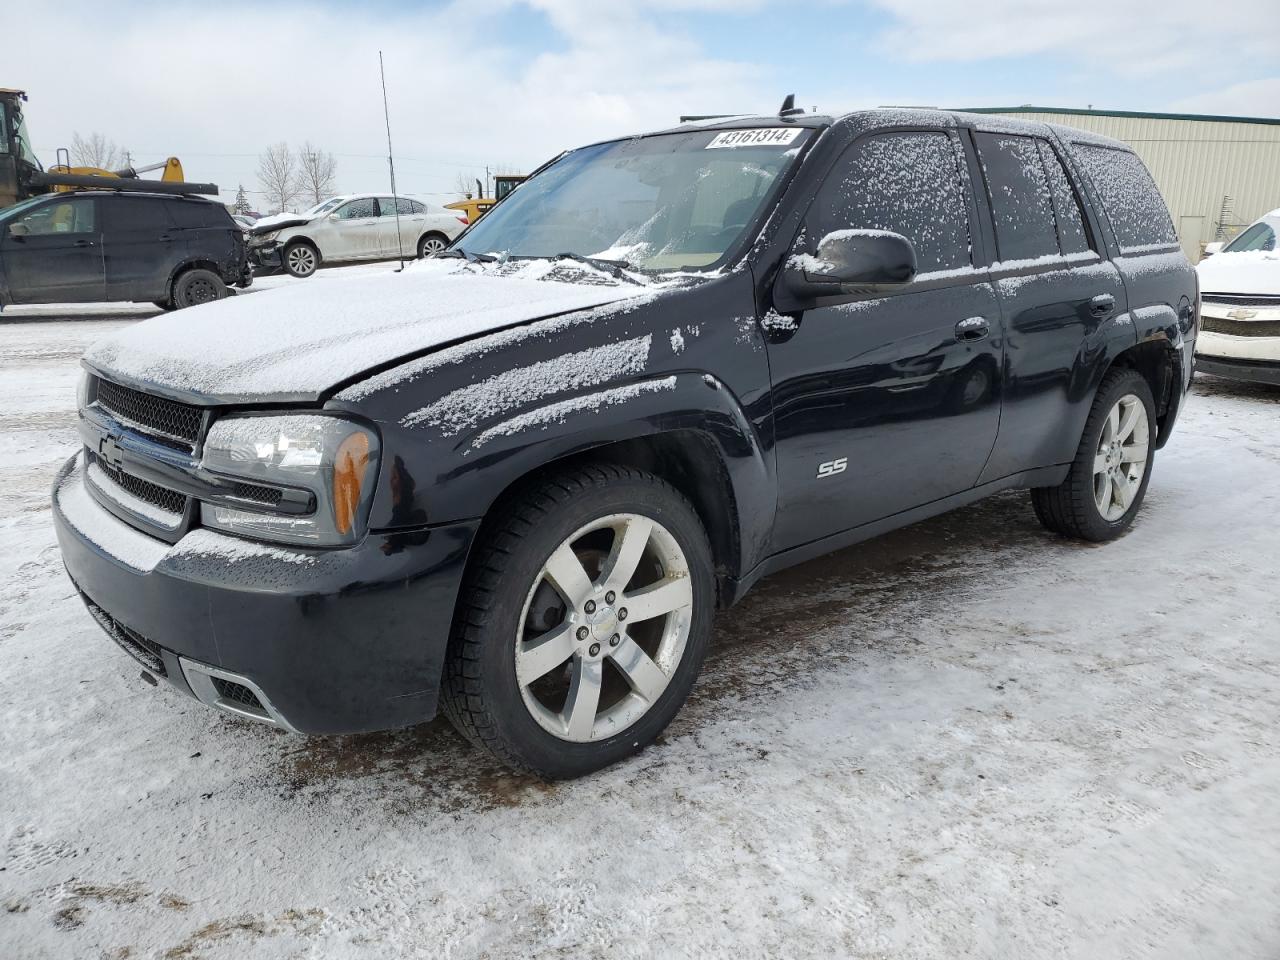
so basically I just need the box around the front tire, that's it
[440,465,714,779]
[283,241,320,278]
[170,269,227,309]
[1031,367,1156,541]
[417,232,448,259]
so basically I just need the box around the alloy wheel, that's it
[1093,393,1150,522]
[420,236,446,258]
[515,513,694,742]
[287,246,317,276]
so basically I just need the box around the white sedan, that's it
[1195,209,1280,386]
[249,194,468,277]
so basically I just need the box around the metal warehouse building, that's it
[963,107,1280,261]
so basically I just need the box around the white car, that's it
[1195,209,1280,386]
[249,193,468,278]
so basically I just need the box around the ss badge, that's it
[817,457,847,479]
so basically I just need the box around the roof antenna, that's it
[379,50,407,273]
[779,94,804,118]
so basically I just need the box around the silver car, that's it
[249,193,469,277]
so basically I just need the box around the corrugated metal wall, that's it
[984,111,1280,261]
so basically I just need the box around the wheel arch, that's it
[1108,335,1183,449]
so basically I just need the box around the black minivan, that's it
[53,108,1197,778]
[0,190,249,310]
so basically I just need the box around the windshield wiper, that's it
[546,252,642,284]
[436,249,498,264]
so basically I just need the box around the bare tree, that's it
[453,171,477,199]
[70,131,127,171]
[257,142,299,214]
[296,142,338,205]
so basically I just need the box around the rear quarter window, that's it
[1073,144,1177,254]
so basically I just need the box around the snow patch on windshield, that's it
[670,329,686,353]
[472,377,678,448]
[402,334,654,435]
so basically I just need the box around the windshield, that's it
[456,128,811,272]
[1223,216,1279,253]
[0,194,49,224]
[306,197,344,216]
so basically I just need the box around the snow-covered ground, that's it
[2,317,1278,959]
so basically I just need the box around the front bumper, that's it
[53,453,478,734]
[249,243,282,270]
[1196,355,1280,386]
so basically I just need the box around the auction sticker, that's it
[705,128,801,149]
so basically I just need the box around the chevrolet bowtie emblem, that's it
[1227,308,1258,320]
[98,435,125,469]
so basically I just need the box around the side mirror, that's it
[1201,241,1223,258]
[328,213,341,222]
[8,222,30,238]
[779,229,916,308]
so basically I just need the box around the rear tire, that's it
[170,269,227,310]
[417,232,448,259]
[440,464,714,779]
[1031,367,1156,541]
[283,241,320,278]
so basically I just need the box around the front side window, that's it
[335,198,377,220]
[1223,217,1278,253]
[457,128,811,272]
[808,131,972,273]
[11,198,95,235]
[1073,144,1177,253]
[975,133,1060,262]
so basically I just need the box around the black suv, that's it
[0,190,249,310]
[53,109,1196,778]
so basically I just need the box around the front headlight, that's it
[199,414,381,547]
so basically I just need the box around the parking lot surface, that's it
[2,313,1278,959]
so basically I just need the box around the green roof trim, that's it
[955,105,1280,127]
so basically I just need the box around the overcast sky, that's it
[7,0,1279,211]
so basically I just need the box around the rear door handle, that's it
[73,239,95,248]
[1090,294,1116,318]
[955,316,989,342]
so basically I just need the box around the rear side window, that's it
[1037,142,1091,256]
[810,131,972,273]
[1073,145,1177,253]
[167,200,223,229]
[974,133,1059,262]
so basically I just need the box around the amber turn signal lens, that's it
[332,431,371,535]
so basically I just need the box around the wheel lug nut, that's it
[618,608,628,621]
[576,626,589,641]
[584,600,596,614]
[605,591,616,604]
[609,634,620,647]
[589,642,601,656]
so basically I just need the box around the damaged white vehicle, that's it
[249,193,468,277]
[1196,210,1280,386]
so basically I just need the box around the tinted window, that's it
[974,133,1059,262]
[335,198,377,220]
[1037,141,1091,256]
[167,200,222,229]
[14,198,96,235]
[107,197,171,231]
[1073,144,1177,253]
[810,132,972,273]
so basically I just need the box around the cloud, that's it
[1170,77,1280,117]
[866,0,1279,73]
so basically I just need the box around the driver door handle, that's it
[955,316,989,342]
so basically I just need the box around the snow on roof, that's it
[83,259,660,404]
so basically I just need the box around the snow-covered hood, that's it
[83,260,657,404]
[250,211,312,235]
[1197,250,1280,297]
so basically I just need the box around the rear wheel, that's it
[440,465,714,779]
[170,269,227,309]
[1031,367,1155,541]
[283,241,319,278]
[417,232,448,259]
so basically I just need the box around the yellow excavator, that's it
[1,88,216,208]
[445,173,526,224]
